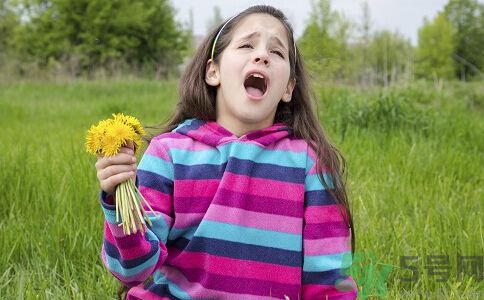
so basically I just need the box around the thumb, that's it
[126,140,135,151]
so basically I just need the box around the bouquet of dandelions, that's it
[86,113,156,235]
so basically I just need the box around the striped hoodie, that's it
[100,118,357,299]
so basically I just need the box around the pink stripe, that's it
[128,288,172,300]
[304,236,351,255]
[106,219,126,237]
[167,248,300,284]
[304,222,350,239]
[211,188,303,217]
[173,212,206,229]
[104,228,153,260]
[264,137,307,152]
[161,265,275,300]
[144,141,171,161]
[221,172,304,200]
[174,179,220,197]
[139,186,173,216]
[303,282,357,299]
[204,204,302,234]
[305,205,347,224]
[161,136,214,151]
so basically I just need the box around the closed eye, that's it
[272,50,284,58]
[239,44,253,49]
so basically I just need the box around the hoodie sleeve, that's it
[99,137,174,287]
[302,145,358,299]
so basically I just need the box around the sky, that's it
[171,0,472,46]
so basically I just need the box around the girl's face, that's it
[205,13,295,136]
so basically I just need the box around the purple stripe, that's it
[173,196,213,213]
[176,266,300,298]
[212,188,303,217]
[304,222,350,239]
[174,189,304,216]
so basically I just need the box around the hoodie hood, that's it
[173,118,293,147]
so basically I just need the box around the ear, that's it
[282,78,296,102]
[205,59,220,87]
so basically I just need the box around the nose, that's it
[253,50,270,66]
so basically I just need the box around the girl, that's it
[95,5,357,300]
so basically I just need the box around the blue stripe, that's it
[138,169,173,195]
[169,143,306,168]
[99,191,120,224]
[143,282,182,300]
[174,158,305,183]
[103,244,160,277]
[151,270,192,299]
[101,205,119,224]
[226,158,305,183]
[305,173,334,191]
[138,153,174,181]
[303,268,351,285]
[174,118,203,135]
[146,213,171,244]
[168,225,197,241]
[103,239,158,269]
[194,220,302,251]
[170,236,302,267]
[174,162,227,179]
[305,190,336,206]
[303,251,352,272]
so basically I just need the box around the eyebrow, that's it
[237,32,288,52]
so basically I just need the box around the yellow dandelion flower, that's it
[113,113,146,136]
[86,114,145,156]
[85,114,154,235]
[97,119,114,132]
[101,122,133,156]
[85,125,104,155]
[101,133,122,156]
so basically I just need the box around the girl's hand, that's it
[95,143,137,195]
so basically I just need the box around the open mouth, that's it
[244,73,267,98]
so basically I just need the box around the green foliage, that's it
[415,13,456,80]
[0,80,483,298]
[444,0,484,79]
[9,0,191,77]
[319,87,436,141]
[299,0,413,86]
[0,1,19,60]
[367,30,413,86]
[298,0,352,81]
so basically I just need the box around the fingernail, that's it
[132,157,136,162]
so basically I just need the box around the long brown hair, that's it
[148,5,355,252]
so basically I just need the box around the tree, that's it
[367,30,413,86]
[11,0,190,77]
[443,0,484,79]
[298,0,353,81]
[355,1,373,85]
[0,0,19,59]
[414,13,455,80]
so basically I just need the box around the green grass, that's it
[0,79,482,299]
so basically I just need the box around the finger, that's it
[101,171,136,193]
[95,153,136,170]
[97,164,137,181]
[126,140,135,151]
[119,147,134,155]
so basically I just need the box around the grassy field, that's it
[0,79,482,299]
